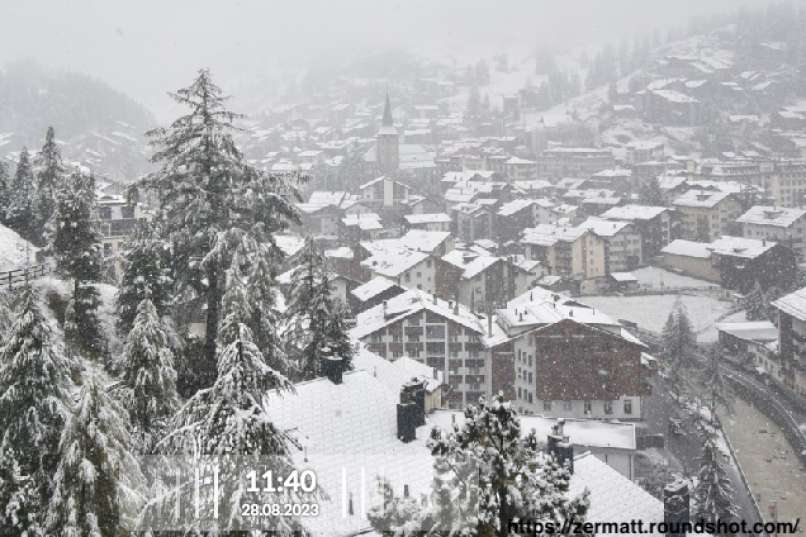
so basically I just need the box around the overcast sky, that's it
[1,0,781,119]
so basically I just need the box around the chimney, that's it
[433,293,438,305]
[383,300,388,317]
[547,419,574,473]
[320,347,343,385]
[663,479,690,537]
[401,379,426,426]
[396,401,417,443]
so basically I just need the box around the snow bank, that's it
[0,223,38,272]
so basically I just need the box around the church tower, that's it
[376,92,399,175]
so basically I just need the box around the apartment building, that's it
[737,205,806,260]
[94,193,145,281]
[771,287,806,399]
[672,189,742,242]
[350,289,506,408]
[600,204,676,260]
[537,147,615,178]
[501,287,651,419]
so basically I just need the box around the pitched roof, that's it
[708,236,777,259]
[351,276,401,302]
[403,213,451,225]
[736,206,806,228]
[661,239,713,259]
[673,189,733,208]
[772,286,806,321]
[600,205,669,221]
[442,249,500,279]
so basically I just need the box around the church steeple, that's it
[376,91,399,175]
[382,92,394,127]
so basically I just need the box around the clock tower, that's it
[376,92,399,175]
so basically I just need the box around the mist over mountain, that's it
[0,60,154,179]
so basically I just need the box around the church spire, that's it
[382,92,394,127]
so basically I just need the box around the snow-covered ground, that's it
[0,223,38,272]
[630,266,718,291]
[582,293,737,342]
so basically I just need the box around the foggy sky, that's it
[1,0,782,119]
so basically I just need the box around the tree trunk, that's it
[205,263,220,372]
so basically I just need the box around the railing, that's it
[0,264,50,291]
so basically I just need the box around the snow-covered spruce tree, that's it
[120,295,179,436]
[156,319,305,534]
[702,346,733,418]
[33,126,65,245]
[0,439,43,536]
[246,242,288,373]
[0,284,73,513]
[369,394,590,536]
[286,237,353,381]
[742,280,767,321]
[639,176,664,206]
[46,379,144,537]
[0,161,9,226]
[7,147,37,242]
[693,434,738,525]
[661,298,697,396]
[131,69,301,384]
[116,221,174,336]
[47,171,104,354]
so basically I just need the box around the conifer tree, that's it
[120,295,179,434]
[47,171,104,353]
[693,435,738,525]
[369,394,590,536]
[286,237,353,381]
[46,380,138,537]
[702,346,733,417]
[639,176,665,206]
[0,161,9,226]
[33,126,65,245]
[0,439,43,536]
[116,221,173,336]
[131,69,301,378]
[7,147,37,242]
[0,285,73,508]
[247,242,288,373]
[743,280,767,321]
[661,298,697,396]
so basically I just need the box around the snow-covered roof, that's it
[610,272,638,282]
[772,286,806,321]
[673,189,733,208]
[497,198,536,216]
[652,89,699,103]
[661,240,713,259]
[350,276,401,302]
[600,205,669,222]
[579,217,633,238]
[736,206,806,228]
[403,213,451,225]
[522,224,588,246]
[513,179,553,192]
[324,246,354,260]
[429,411,636,451]
[569,453,666,537]
[442,249,499,279]
[707,236,776,259]
[352,346,443,393]
[360,246,429,278]
[341,213,383,231]
[351,289,505,347]
[715,321,778,342]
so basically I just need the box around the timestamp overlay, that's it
[133,455,325,532]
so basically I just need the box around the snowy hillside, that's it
[0,223,38,272]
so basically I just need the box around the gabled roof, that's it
[661,239,713,259]
[708,236,777,259]
[351,276,402,302]
[403,213,451,225]
[579,217,633,238]
[673,189,734,208]
[772,286,806,321]
[736,206,806,228]
[350,288,505,346]
[600,204,669,221]
[442,249,500,279]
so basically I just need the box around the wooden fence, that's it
[0,264,49,291]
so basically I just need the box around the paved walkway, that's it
[720,398,806,536]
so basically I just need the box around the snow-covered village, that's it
[0,1,805,535]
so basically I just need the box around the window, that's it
[527,392,533,403]
[583,401,592,414]
[543,401,552,411]
[98,207,112,220]
[121,206,135,219]
[623,399,633,415]
[405,272,411,282]
[563,401,572,411]
[604,401,613,415]
[426,325,445,339]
